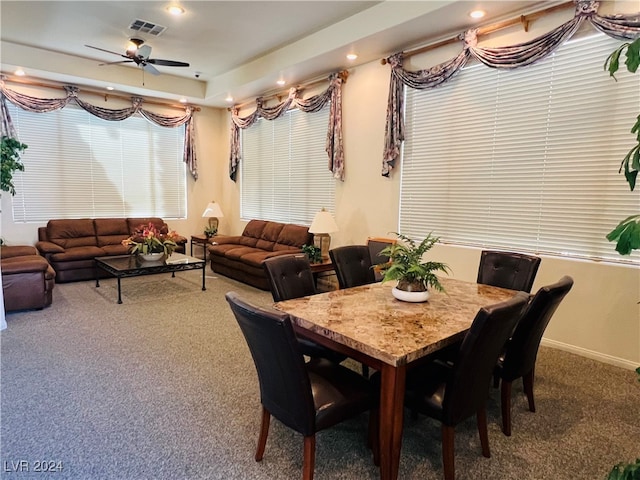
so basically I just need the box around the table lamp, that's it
[202,201,224,236]
[309,208,338,260]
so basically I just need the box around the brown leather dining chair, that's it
[262,254,346,364]
[401,292,530,480]
[477,250,541,293]
[494,275,574,436]
[225,292,377,480]
[330,245,376,290]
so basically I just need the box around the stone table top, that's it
[274,277,517,367]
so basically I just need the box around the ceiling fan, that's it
[85,38,189,76]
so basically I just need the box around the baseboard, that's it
[541,338,639,371]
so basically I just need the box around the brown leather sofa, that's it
[36,217,186,283]
[1,245,55,312]
[209,219,313,290]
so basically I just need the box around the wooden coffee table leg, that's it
[117,277,122,304]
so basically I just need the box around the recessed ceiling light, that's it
[346,53,358,61]
[14,68,25,76]
[167,5,185,16]
[276,79,286,86]
[179,97,187,103]
[469,10,486,19]
[225,95,234,103]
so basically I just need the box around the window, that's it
[400,33,640,264]
[241,106,335,224]
[8,104,186,221]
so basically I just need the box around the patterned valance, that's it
[229,72,345,181]
[0,80,198,179]
[382,0,640,176]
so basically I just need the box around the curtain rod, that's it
[0,73,201,112]
[229,70,349,111]
[381,1,573,64]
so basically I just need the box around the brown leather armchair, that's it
[1,245,55,312]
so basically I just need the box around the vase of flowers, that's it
[122,222,179,261]
[374,232,450,302]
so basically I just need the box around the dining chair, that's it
[477,250,541,293]
[225,292,378,480]
[262,254,347,364]
[402,291,530,480]
[328,245,375,377]
[494,275,574,436]
[329,245,376,289]
[366,237,397,282]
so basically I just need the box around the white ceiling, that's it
[1,1,554,108]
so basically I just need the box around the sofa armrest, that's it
[213,235,245,245]
[36,241,65,255]
[0,245,38,259]
[1,257,50,274]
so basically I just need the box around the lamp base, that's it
[314,233,331,260]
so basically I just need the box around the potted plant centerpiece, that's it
[375,232,450,302]
[122,222,179,261]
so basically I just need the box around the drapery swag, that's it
[0,81,198,179]
[382,0,640,176]
[229,72,345,181]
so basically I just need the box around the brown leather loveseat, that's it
[1,245,55,312]
[208,219,313,290]
[36,218,186,283]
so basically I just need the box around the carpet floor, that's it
[1,270,638,480]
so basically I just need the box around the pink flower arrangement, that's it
[122,223,179,256]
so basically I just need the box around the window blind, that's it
[400,33,640,264]
[8,104,186,221]
[241,106,335,224]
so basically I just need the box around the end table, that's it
[190,234,214,261]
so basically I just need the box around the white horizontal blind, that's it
[241,106,335,224]
[8,104,186,221]
[401,33,640,264]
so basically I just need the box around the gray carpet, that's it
[1,271,638,480]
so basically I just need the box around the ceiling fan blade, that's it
[147,59,190,67]
[137,45,152,60]
[85,44,127,58]
[99,60,134,66]
[142,63,161,76]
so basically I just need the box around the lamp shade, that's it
[309,208,338,234]
[202,201,224,218]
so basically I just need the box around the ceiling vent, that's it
[128,19,167,37]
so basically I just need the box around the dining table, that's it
[273,277,518,480]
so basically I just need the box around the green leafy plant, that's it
[302,243,322,264]
[1,136,28,196]
[375,232,450,292]
[604,37,640,255]
[204,225,218,238]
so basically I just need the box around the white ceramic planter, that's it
[392,286,430,303]
[139,252,165,262]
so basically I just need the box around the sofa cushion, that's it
[50,246,106,262]
[242,219,268,239]
[273,224,312,251]
[95,218,130,247]
[261,222,285,242]
[47,219,97,249]
[101,244,130,256]
[225,246,265,261]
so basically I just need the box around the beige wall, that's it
[2,2,638,368]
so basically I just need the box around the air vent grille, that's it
[129,19,167,36]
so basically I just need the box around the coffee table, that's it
[95,253,206,304]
